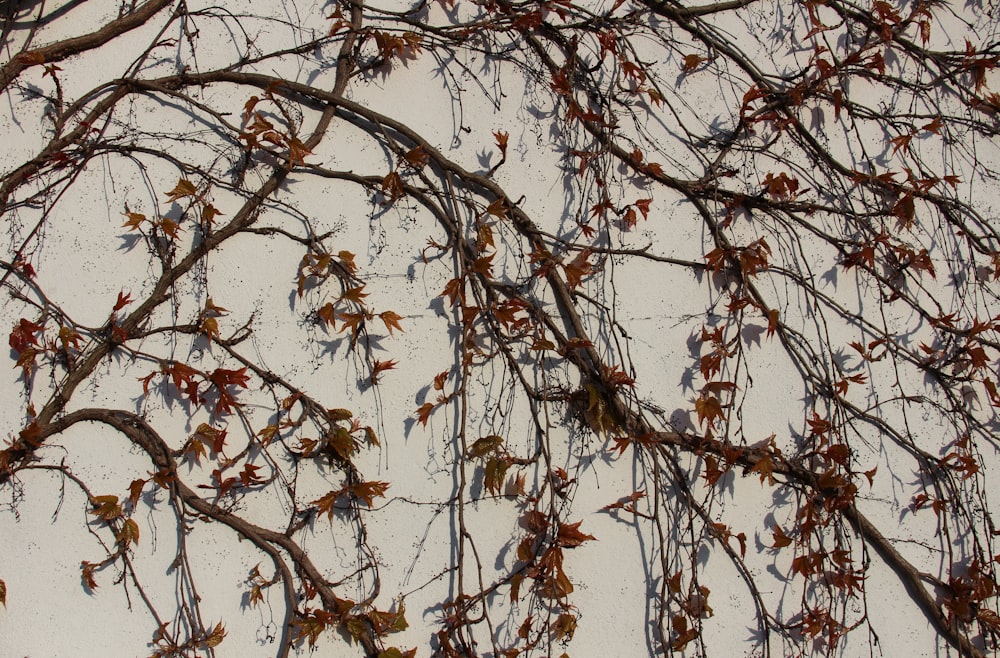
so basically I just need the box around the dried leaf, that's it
[164,178,198,203]
[381,170,404,203]
[81,561,99,590]
[556,520,596,547]
[117,518,140,547]
[484,457,508,495]
[89,494,122,521]
[682,53,706,72]
[553,613,577,641]
[122,211,146,230]
[349,481,390,507]
[326,426,357,460]
[404,145,429,169]
[468,435,503,459]
[379,649,417,658]
[312,491,340,521]
[370,359,398,385]
[380,310,405,335]
[771,524,793,549]
[415,402,435,426]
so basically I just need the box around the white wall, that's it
[1,1,999,657]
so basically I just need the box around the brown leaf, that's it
[556,520,596,547]
[749,454,775,485]
[486,196,508,219]
[978,608,1000,632]
[552,613,577,641]
[484,457,508,495]
[200,622,226,648]
[164,178,198,203]
[370,359,398,385]
[326,426,357,460]
[200,203,222,225]
[199,316,220,341]
[349,480,390,507]
[317,302,337,330]
[771,524,793,549]
[89,494,122,521]
[122,211,146,230]
[335,287,365,308]
[380,310,405,335]
[381,170,404,203]
[415,402,435,426]
[286,137,312,168]
[694,394,725,428]
[468,435,504,459]
[671,614,699,650]
[403,145,430,169]
[493,130,509,159]
[81,561,98,590]
[441,277,464,306]
[473,253,495,278]
[311,491,340,521]
[257,424,280,447]
[682,53,706,72]
[117,518,140,548]
[292,608,334,647]
[378,648,417,658]
[563,249,593,289]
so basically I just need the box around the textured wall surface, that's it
[1,2,999,657]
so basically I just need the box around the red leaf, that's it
[601,490,646,512]
[890,133,912,156]
[922,116,943,135]
[208,367,249,415]
[211,468,237,497]
[634,198,652,220]
[806,412,832,437]
[113,291,133,312]
[9,318,43,353]
[209,367,249,388]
